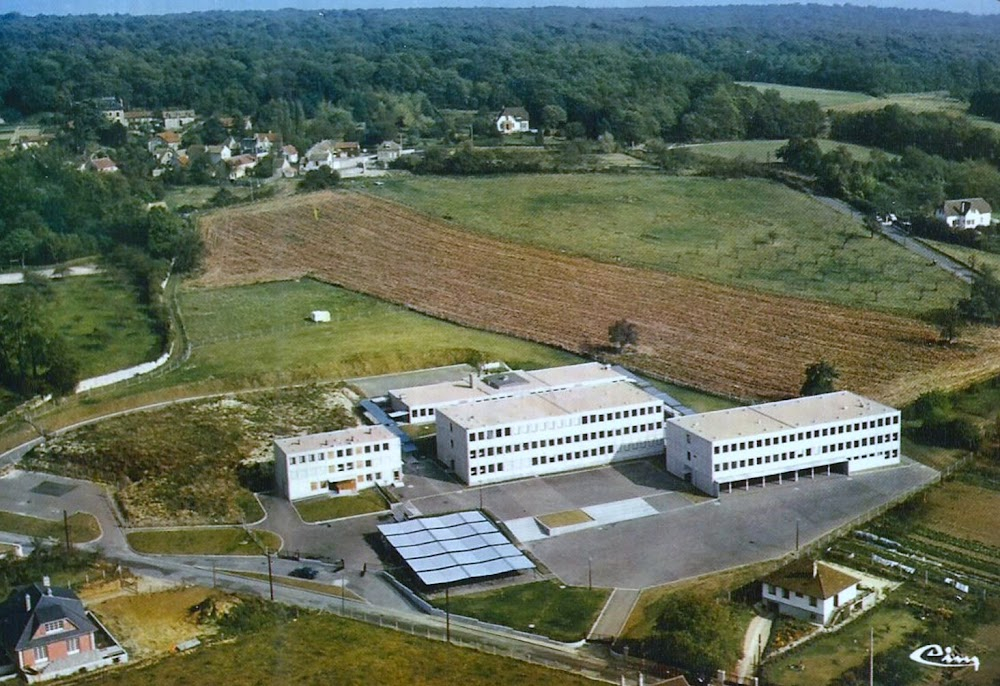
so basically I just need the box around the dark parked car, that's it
[289,566,319,580]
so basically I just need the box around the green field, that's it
[294,489,388,523]
[762,604,921,686]
[433,580,610,642]
[45,274,162,378]
[685,139,894,163]
[922,239,1000,274]
[370,174,964,314]
[176,279,580,386]
[0,510,101,543]
[127,527,282,555]
[737,82,874,109]
[81,611,599,686]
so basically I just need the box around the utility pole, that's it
[340,559,346,614]
[445,585,451,644]
[869,625,874,686]
[63,510,70,555]
[266,550,274,601]
[588,556,593,591]
[795,519,800,552]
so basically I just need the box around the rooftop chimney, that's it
[24,594,30,613]
[469,373,475,389]
[43,576,51,595]
[812,561,818,578]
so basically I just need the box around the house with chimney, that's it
[937,197,992,229]
[0,578,128,682]
[761,559,860,625]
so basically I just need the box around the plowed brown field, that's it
[195,191,1000,403]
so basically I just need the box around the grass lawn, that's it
[536,510,592,529]
[920,480,1000,548]
[0,510,101,543]
[685,139,892,163]
[370,174,963,315]
[82,611,600,686]
[737,82,874,109]
[126,527,282,555]
[762,605,921,686]
[651,379,740,413]
[294,489,388,523]
[433,580,610,642]
[163,185,249,211]
[176,279,579,386]
[92,587,220,658]
[45,274,162,378]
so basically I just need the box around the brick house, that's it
[0,579,126,682]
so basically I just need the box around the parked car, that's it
[289,566,319,579]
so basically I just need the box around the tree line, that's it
[3,6,1000,144]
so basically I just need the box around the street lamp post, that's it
[588,556,593,591]
[340,558,347,614]
[265,549,274,601]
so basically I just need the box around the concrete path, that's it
[734,614,773,682]
[588,588,641,641]
[0,265,102,285]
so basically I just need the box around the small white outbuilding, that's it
[310,310,331,323]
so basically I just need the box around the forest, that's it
[3,6,1000,144]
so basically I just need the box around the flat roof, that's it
[274,424,397,454]
[387,362,626,409]
[668,391,897,442]
[438,382,662,430]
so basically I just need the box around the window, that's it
[43,620,63,634]
[67,636,80,654]
[33,645,48,663]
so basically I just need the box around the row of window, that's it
[468,422,663,459]
[820,434,898,454]
[288,441,393,465]
[530,443,617,466]
[308,470,400,491]
[33,637,81,663]
[710,414,900,454]
[468,405,662,442]
[470,463,504,476]
[714,444,899,473]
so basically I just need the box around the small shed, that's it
[310,310,331,323]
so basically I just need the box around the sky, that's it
[3,0,998,16]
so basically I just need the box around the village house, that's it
[162,108,196,131]
[936,197,993,229]
[123,110,155,129]
[226,154,258,180]
[495,106,531,134]
[377,140,402,165]
[206,143,233,164]
[281,144,299,165]
[253,132,280,157]
[761,559,860,625]
[87,157,119,173]
[97,97,125,126]
[150,130,182,152]
[0,578,128,682]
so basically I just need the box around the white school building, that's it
[665,391,900,497]
[435,381,666,486]
[274,425,403,501]
[389,362,631,425]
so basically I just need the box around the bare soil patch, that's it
[195,191,1000,403]
[91,586,229,658]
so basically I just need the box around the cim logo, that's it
[909,645,980,672]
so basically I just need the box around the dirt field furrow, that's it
[196,191,1000,404]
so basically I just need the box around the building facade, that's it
[436,382,666,486]
[761,560,860,625]
[274,425,403,501]
[495,106,530,134]
[665,391,901,497]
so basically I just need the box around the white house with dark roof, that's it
[762,559,860,625]
[274,425,403,501]
[495,107,531,134]
[937,198,992,229]
[0,579,128,682]
[665,391,901,497]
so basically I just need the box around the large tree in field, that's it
[647,593,743,678]
[608,319,639,352]
[801,360,838,396]
[0,285,80,397]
